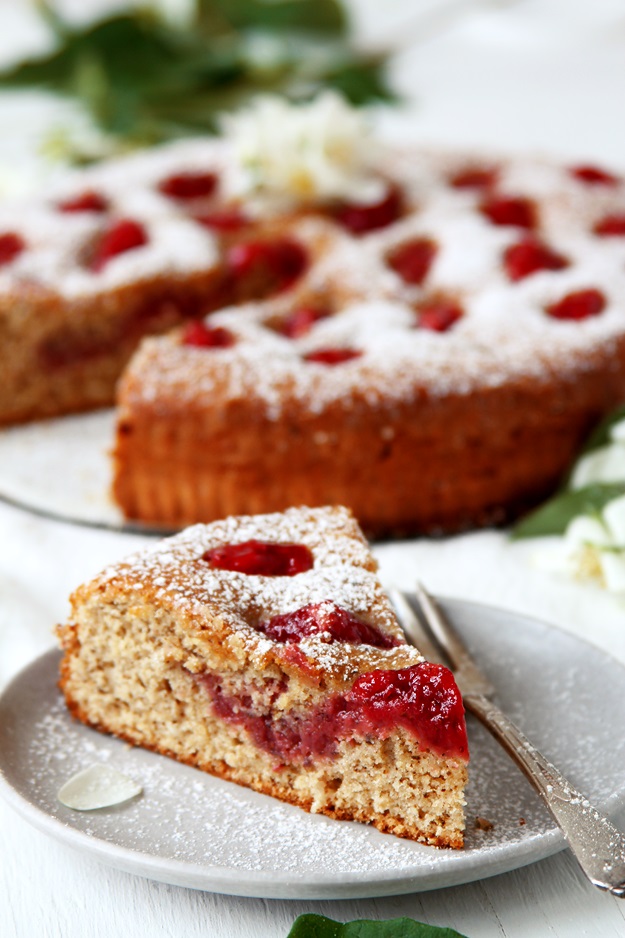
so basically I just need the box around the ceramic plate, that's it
[0,410,174,534]
[1,598,625,900]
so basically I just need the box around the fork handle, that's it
[466,692,625,897]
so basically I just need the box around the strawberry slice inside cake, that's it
[56,505,468,847]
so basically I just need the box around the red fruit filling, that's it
[333,184,403,235]
[58,190,109,213]
[195,208,248,232]
[91,219,148,271]
[480,195,537,230]
[593,213,625,237]
[202,661,468,763]
[158,171,218,200]
[0,232,25,266]
[417,300,463,332]
[182,321,236,348]
[449,166,498,190]
[258,602,401,649]
[280,306,329,338]
[204,540,314,576]
[227,238,308,294]
[570,164,619,186]
[387,237,437,286]
[545,288,606,321]
[304,348,362,365]
[503,237,569,282]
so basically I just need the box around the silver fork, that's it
[389,584,625,897]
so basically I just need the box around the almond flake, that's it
[58,763,142,811]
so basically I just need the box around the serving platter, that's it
[1,598,624,899]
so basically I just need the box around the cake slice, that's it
[56,505,468,847]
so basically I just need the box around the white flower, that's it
[570,417,625,488]
[555,501,625,593]
[221,92,385,210]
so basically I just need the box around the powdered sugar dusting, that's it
[77,506,413,675]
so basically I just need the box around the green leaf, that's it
[197,0,348,38]
[511,483,625,540]
[322,54,395,105]
[0,2,393,153]
[286,914,469,938]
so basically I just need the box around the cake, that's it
[3,94,625,534]
[56,505,469,847]
[111,107,625,535]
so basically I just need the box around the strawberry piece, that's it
[387,237,437,286]
[593,213,625,237]
[545,288,606,321]
[304,348,362,365]
[204,540,314,576]
[570,165,619,186]
[58,191,109,213]
[280,306,329,338]
[259,602,400,649]
[91,219,148,271]
[158,171,218,200]
[195,208,248,232]
[418,300,463,332]
[503,237,569,282]
[333,184,403,235]
[182,321,236,348]
[227,238,308,294]
[347,662,469,760]
[449,166,498,190]
[0,232,25,266]
[480,195,537,229]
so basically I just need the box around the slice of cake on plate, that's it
[56,505,469,847]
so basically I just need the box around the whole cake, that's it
[110,98,625,535]
[56,505,469,847]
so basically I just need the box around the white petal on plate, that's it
[569,443,625,489]
[58,764,142,811]
[597,550,625,594]
[602,493,625,544]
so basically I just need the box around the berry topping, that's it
[417,300,464,332]
[334,184,403,235]
[304,348,362,365]
[345,663,468,758]
[570,164,619,186]
[0,232,25,266]
[480,195,537,229]
[158,171,218,200]
[202,661,468,763]
[58,191,109,213]
[204,540,314,576]
[182,321,236,348]
[593,213,625,237]
[91,219,148,271]
[449,166,498,190]
[386,237,437,286]
[259,602,400,649]
[545,288,606,321]
[503,237,569,281]
[280,306,329,338]
[195,208,248,232]
[227,238,308,295]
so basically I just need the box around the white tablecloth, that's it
[2,1,625,935]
